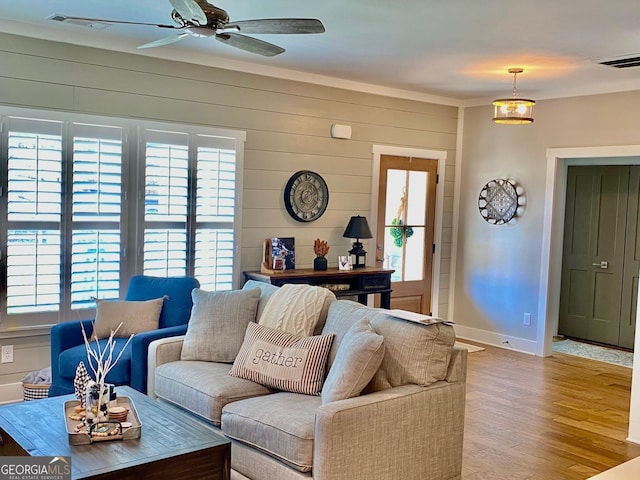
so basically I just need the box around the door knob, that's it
[592,261,608,269]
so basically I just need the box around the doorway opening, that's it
[540,148,640,357]
[541,146,640,444]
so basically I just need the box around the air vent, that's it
[598,54,640,69]
[47,14,111,29]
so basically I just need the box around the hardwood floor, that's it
[462,343,640,480]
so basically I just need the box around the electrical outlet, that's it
[523,313,532,326]
[1,345,14,363]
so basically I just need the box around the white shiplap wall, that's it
[0,32,458,389]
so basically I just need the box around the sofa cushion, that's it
[322,300,455,391]
[221,392,321,473]
[321,318,384,403]
[91,297,164,340]
[242,280,280,323]
[229,323,334,395]
[154,361,272,425]
[181,288,261,363]
[58,338,132,385]
[258,284,335,336]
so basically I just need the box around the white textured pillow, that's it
[92,297,165,340]
[229,322,334,395]
[259,284,335,336]
[321,318,385,403]
[181,288,261,363]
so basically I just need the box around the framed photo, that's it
[272,237,295,270]
[338,255,352,271]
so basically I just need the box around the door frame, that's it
[540,146,640,356]
[540,146,640,444]
[371,145,447,316]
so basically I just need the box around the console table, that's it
[244,267,394,309]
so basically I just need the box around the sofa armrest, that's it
[314,380,466,480]
[50,319,94,355]
[130,324,188,394]
[146,335,185,399]
[447,346,468,383]
[50,319,94,394]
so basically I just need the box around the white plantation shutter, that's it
[6,118,63,317]
[0,110,243,332]
[194,136,236,291]
[70,124,123,309]
[143,130,189,277]
[141,130,237,291]
[6,230,61,314]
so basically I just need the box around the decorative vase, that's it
[85,381,110,426]
[313,256,328,271]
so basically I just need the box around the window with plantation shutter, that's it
[0,109,244,332]
[6,118,63,317]
[141,129,237,291]
[194,136,236,291]
[70,123,123,309]
[143,130,189,278]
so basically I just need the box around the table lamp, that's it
[342,215,373,269]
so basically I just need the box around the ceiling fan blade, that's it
[53,14,178,29]
[225,18,325,35]
[215,32,285,56]
[138,33,190,49]
[169,0,207,25]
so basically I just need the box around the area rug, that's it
[454,341,485,353]
[552,339,634,368]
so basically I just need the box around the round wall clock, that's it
[284,170,329,222]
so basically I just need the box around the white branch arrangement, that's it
[81,322,134,385]
[80,322,134,423]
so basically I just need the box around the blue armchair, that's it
[49,275,199,396]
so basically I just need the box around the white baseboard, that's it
[454,324,537,356]
[0,382,23,404]
[627,435,640,445]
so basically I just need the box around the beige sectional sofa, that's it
[147,281,467,480]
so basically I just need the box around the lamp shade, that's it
[492,98,535,124]
[492,68,535,125]
[343,215,372,240]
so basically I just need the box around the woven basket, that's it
[22,382,50,401]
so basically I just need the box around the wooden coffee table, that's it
[0,386,230,480]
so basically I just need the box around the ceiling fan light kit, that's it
[492,68,536,125]
[55,0,325,57]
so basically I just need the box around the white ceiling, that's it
[1,0,640,106]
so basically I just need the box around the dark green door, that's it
[559,165,638,348]
[620,167,640,348]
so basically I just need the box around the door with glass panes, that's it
[376,155,437,314]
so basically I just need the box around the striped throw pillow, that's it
[229,322,334,395]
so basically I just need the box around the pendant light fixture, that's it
[492,68,535,124]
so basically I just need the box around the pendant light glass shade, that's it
[492,68,535,124]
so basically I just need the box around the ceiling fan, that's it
[53,0,325,57]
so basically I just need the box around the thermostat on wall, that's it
[331,124,352,139]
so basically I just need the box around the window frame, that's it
[0,107,245,335]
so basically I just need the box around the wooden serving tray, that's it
[64,395,142,445]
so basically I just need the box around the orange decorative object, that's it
[313,239,330,257]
